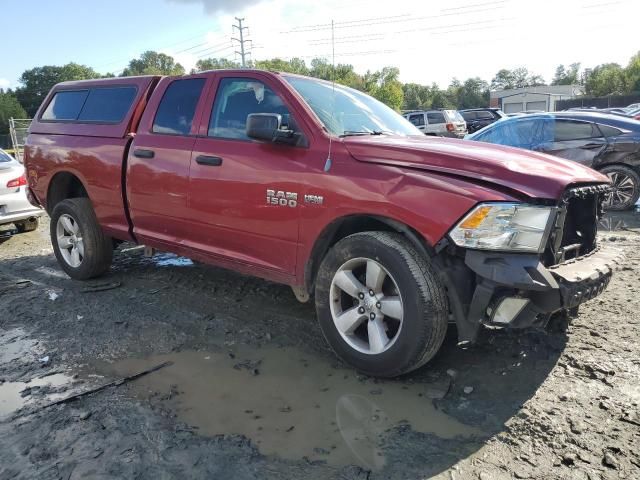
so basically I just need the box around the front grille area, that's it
[544,184,610,265]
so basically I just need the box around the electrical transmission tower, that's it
[232,17,251,67]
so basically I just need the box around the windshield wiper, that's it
[340,130,387,137]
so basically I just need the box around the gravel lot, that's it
[1,213,639,480]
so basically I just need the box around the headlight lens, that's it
[449,203,554,252]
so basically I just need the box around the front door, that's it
[127,76,209,245]
[187,74,313,279]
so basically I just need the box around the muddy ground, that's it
[0,211,639,480]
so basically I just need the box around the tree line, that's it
[1,49,639,135]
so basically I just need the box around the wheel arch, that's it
[46,171,89,215]
[304,214,435,294]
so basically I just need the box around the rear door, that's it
[127,75,210,244]
[187,73,315,279]
[541,119,607,166]
[426,111,446,135]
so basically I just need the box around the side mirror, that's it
[246,113,298,145]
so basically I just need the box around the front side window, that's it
[408,114,425,126]
[426,112,445,124]
[461,111,476,121]
[209,78,292,140]
[153,78,205,135]
[284,75,420,137]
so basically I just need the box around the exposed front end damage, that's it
[437,184,624,343]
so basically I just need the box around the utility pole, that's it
[232,17,250,68]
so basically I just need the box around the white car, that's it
[404,110,467,138]
[0,149,43,235]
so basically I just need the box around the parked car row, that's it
[465,111,640,210]
[402,101,640,211]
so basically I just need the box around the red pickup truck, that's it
[25,70,619,377]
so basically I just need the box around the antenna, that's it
[324,19,335,173]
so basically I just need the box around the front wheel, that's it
[600,165,640,211]
[315,232,449,378]
[50,198,113,279]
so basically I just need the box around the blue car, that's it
[466,112,640,210]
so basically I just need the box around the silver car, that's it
[0,149,42,235]
[404,110,467,138]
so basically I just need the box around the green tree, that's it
[402,83,433,110]
[254,57,309,75]
[362,67,403,111]
[625,51,640,93]
[584,63,628,96]
[0,90,28,133]
[491,67,545,90]
[15,63,101,117]
[121,51,185,77]
[454,77,490,109]
[551,63,581,85]
[192,57,240,73]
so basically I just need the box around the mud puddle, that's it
[599,208,640,231]
[101,345,479,470]
[0,373,74,419]
[0,328,40,364]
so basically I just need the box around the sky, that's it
[1,0,638,91]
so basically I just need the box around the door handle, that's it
[196,155,223,166]
[133,149,155,159]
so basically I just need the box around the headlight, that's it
[449,203,554,252]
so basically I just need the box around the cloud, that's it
[168,0,264,15]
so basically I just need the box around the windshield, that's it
[284,76,421,137]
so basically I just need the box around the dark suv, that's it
[460,108,506,133]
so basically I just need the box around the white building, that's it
[490,85,584,114]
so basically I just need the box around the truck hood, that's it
[343,135,609,199]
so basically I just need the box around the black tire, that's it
[15,217,39,233]
[50,198,113,280]
[599,165,640,211]
[315,231,449,378]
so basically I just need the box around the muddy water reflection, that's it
[106,346,478,469]
[0,373,73,419]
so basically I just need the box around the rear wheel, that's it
[600,165,640,211]
[315,232,449,378]
[50,198,113,279]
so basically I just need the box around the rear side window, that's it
[153,78,206,135]
[554,120,599,141]
[0,149,13,163]
[42,90,89,121]
[476,111,494,120]
[78,87,137,122]
[427,111,445,124]
[597,124,622,137]
[461,111,476,121]
[408,114,424,126]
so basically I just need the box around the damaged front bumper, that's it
[456,244,623,342]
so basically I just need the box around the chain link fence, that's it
[9,118,32,163]
[556,94,640,111]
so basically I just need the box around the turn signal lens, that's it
[6,175,27,188]
[459,205,492,229]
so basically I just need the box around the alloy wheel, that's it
[329,257,404,355]
[604,171,636,208]
[56,214,84,268]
